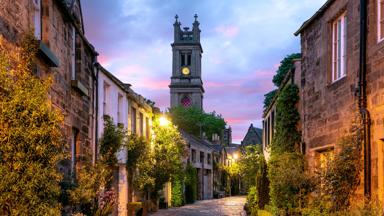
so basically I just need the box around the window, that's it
[187,54,191,66]
[200,151,204,164]
[181,54,185,66]
[332,13,347,82]
[139,113,144,136]
[378,0,384,42]
[192,149,196,163]
[318,150,334,169]
[33,0,41,40]
[103,82,109,115]
[207,153,211,165]
[117,94,123,124]
[71,25,76,80]
[146,117,150,139]
[131,107,137,134]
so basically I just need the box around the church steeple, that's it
[169,15,204,110]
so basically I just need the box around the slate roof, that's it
[294,0,335,36]
[180,131,214,151]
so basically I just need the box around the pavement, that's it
[150,196,247,216]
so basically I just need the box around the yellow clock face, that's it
[182,67,190,75]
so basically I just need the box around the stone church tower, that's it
[169,14,204,110]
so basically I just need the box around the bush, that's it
[185,164,197,204]
[268,152,312,215]
[0,34,64,215]
[171,174,184,207]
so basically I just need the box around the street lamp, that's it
[159,116,170,127]
[233,153,238,161]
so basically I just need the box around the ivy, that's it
[268,83,311,214]
[0,34,64,215]
[171,174,184,207]
[263,90,277,112]
[184,164,197,204]
[270,84,301,154]
[272,53,301,87]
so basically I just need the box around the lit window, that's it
[33,0,41,40]
[332,13,347,82]
[378,0,384,42]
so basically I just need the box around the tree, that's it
[272,53,301,87]
[169,106,226,141]
[0,35,64,214]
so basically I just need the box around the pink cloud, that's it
[214,25,240,38]
[135,78,169,90]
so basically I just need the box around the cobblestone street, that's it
[151,196,247,216]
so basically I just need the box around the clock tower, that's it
[169,14,204,110]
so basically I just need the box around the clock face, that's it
[182,67,190,75]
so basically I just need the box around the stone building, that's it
[182,131,214,200]
[169,15,204,110]
[0,0,98,179]
[241,124,263,148]
[295,0,384,202]
[262,60,302,160]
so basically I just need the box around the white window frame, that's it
[332,13,347,82]
[32,0,41,40]
[378,0,384,42]
[71,25,76,80]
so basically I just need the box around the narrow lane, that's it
[151,196,247,216]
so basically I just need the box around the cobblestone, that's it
[151,196,246,216]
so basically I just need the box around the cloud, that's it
[214,25,240,38]
[82,0,328,142]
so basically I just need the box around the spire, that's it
[173,14,181,41]
[193,14,200,42]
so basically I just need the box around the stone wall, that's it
[0,0,97,178]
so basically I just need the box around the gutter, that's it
[359,0,371,198]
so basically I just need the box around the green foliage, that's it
[130,115,187,201]
[68,117,124,215]
[263,90,277,112]
[151,116,187,194]
[271,84,301,154]
[99,115,124,167]
[268,153,311,215]
[169,106,226,141]
[184,164,197,204]
[312,117,363,213]
[171,174,184,207]
[0,34,64,215]
[272,53,301,87]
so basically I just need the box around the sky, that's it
[81,0,327,143]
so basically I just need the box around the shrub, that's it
[171,174,184,207]
[185,164,197,203]
[0,34,64,215]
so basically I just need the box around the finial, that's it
[194,14,198,21]
[175,14,179,22]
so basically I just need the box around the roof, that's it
[241,124,263,146]
[181,131,214,152]
[294,0,335,36]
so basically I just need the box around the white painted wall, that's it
[97,69,129,216]
[97,71,129,163]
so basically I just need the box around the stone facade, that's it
[262,60,302,160]
[182,132,214,200]
[0,0,98,179]
[169,15,204,110]
[296,0,384,202]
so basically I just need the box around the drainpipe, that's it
[94,62,99,163]
[359,0,371,199]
